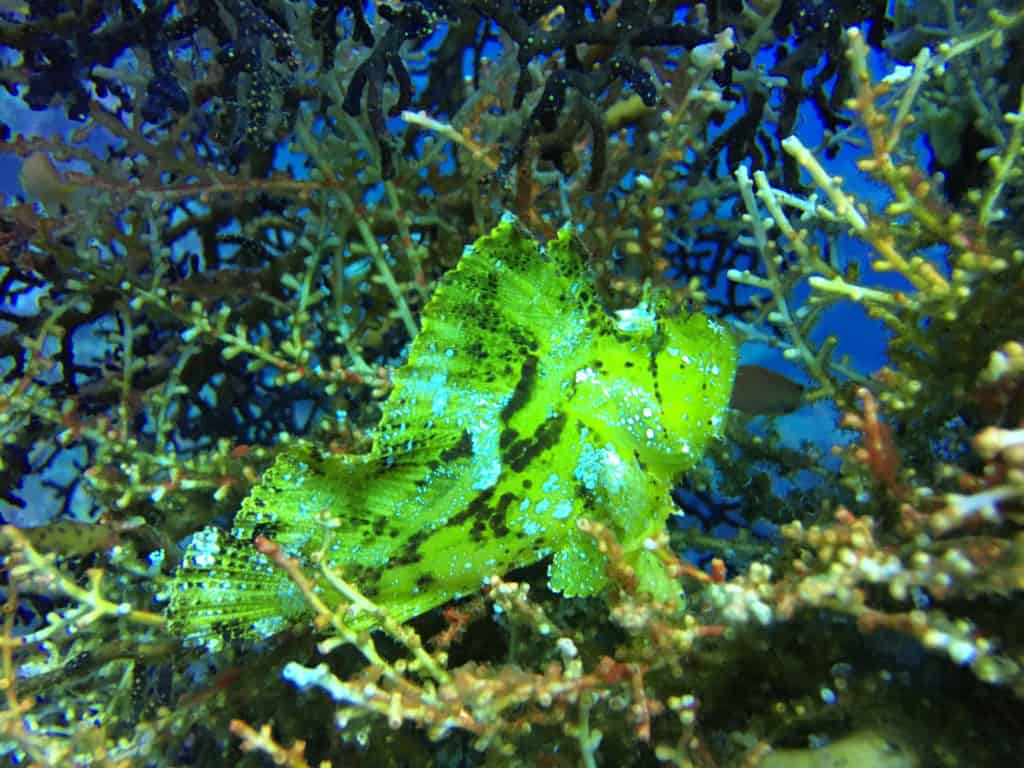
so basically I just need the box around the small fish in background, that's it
[1,520,122,558]
[18,151,88,214]
[0,517,170,561]
[730,364,805,415]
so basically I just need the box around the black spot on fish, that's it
[633,449,647,471]
[416,573,435,590]
[440,431,473,462]
[576,483,599,512]
[508,326,536,352]
[500,427,519,449]
[647,339,663,404]
[488,493,516,539]
[500,353,539,423]
[449,488,496,530]
[251,522,280,542]
[504,411,568,472]
[392,529,430,566]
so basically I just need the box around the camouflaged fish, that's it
[167,216,737,649]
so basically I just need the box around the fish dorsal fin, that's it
[373,215,607,460]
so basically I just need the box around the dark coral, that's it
[0,0,298,151]
[314,0,739,181]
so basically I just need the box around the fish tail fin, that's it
[167,447,346,649]
[166,526,310,650]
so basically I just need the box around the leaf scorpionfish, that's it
[168,216,737,649]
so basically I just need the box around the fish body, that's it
[730,364,805,415]
[168,217,737,649]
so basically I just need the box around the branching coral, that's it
[721,19,1024,697]
[1,1,1023,767]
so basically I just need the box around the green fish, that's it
[167,217,737,649]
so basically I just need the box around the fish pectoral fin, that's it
[631,548,683,605]
[167,527,310,650]
[546,530,609,597]
[545,530,683,604]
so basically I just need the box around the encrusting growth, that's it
[167,216,737,649]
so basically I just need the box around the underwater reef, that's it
[1,0,1023,765]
